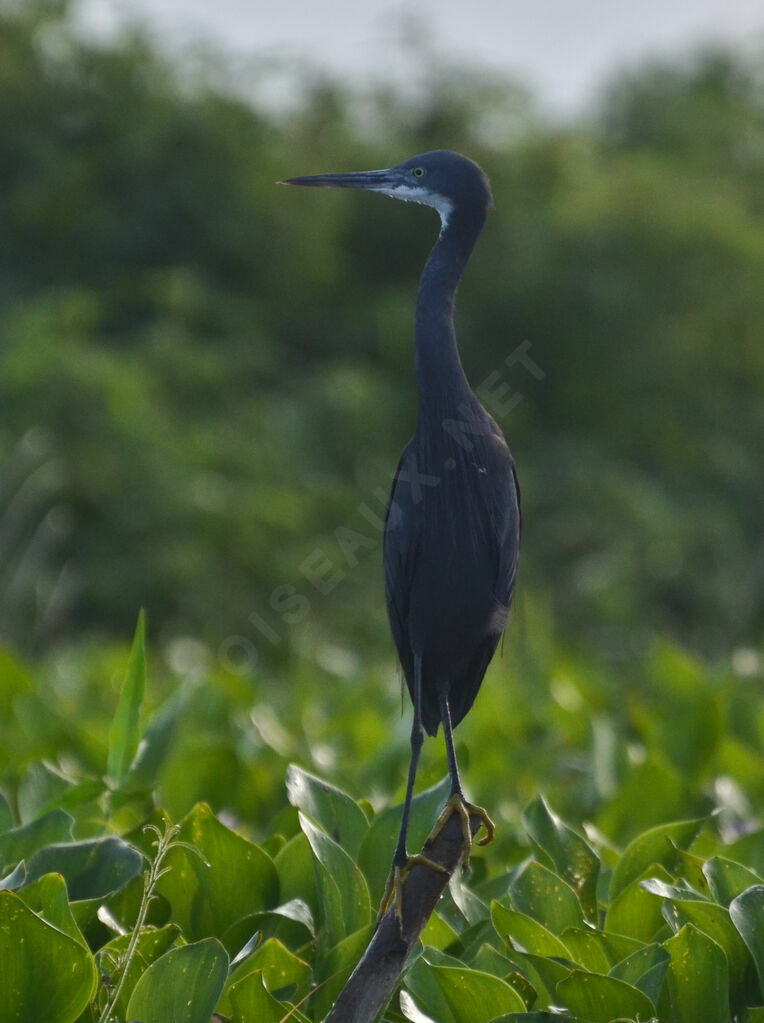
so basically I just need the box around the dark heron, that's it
[281,151,520,917]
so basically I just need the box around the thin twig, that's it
[325,811,482,1023]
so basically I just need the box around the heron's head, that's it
[280,150,493,228]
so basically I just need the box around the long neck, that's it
[415,202,485,412]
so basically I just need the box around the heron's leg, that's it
[378,656,446,921]
[427,693,495,870]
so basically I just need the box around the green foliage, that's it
[0,625,761,1021]
[0,2,762,659]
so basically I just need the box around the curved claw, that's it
[377,854,448,925]
[427,793,495,870]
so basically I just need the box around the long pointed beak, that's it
[278,168,396,191]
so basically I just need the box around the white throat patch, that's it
[371,183,454,229]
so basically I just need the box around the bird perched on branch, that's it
[281,150,520,919]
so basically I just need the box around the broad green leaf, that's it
[0,890,97,1023]
[521,952,574,1007]
[156,802,279,945]
[17,871,90,949]
[0,792,12,832]
[726,830,764,876]
[286,763,368,858]
[299,811,370,946]
[432,964,527,1020]
[107,609,147,784]
[522,796,599,922]
[223,968,309,1023]
[126,684,189,790]
[560,926,642,972]
[557,969,656,1023]
[400,989,440,1023]
[221,898,315,955]
[405,955,459,1023]
[273,831,318,920]
[229,936,311,997]
[665,923,730,1023]
[605,863,673,942]
[508,861,584,934]
[0,808,73,871]
[25,835,143,899]
[421,910,460,951]
[17,762,103,823]
[609,943,669,1003]
[730,885,764,997]
[609,817,704,900]
[358,775,451,902]
[491,901,570,958]
[97,923,180,1017]
[126,938,228,1023]
[705,856,763,906]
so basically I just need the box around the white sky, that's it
[79,0,763,114]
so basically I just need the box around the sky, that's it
[79,0,763,114]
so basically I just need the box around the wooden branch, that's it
[325,812,482,1023]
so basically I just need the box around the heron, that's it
[281,150,521,918]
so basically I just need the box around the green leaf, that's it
[421,911,460,951]
[491,901,571,958]
[299,811,370,946]
[560,926,642,972]
[0,808,73,871]
[229,936,311,998]
[156,802,279,945]
[16,871,90,949]
[0,792,12,832]
[312,924,374,1020]
[25,835,143,899]
[664,923,730,1023]
[605,863,673,943]
[286,763,368,858]
[431,964,527,1021]
[223,968,309,1023]
[0,890,97,1023]
[126,937,229,1023]
[508,861,584,934]
[107,608,147,785]
[273,832,318,921]
[17,762,103,823]
[609,817,704,900]
[97,923,180,1017]
[557,969,657,1023]
[730,885,764,998]
[609,943,669,1003]
[358,775,451,902]
[705,856,763,906]
[522,796,600,922]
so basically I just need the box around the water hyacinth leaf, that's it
[665,923,730,1023]
[608,943,669,1003]
[405,956,459,1023]
[229,936,311,997]
[156,802,279,944]
[508,861,584,934]
[273,832,318,920]
[491,901,570,958]
[0,808,73,871]
[25,835,143,899]
[605,863,673,943]
[126,684,190,791]
[221,899,314,955]
[222,968,309,1023]
[705,856,763,906]
[609,817,704,900]
[557,969,656,1023]
[358,775,451,902]
[286,763,368,858]
[421,910,460,951]
[126,937,229,1023]
[97,923,180,1017]
[107,608,147,785]
[560,926,642,972]
[0,861,26,890]
[730,886,764,996]
[0,890,97,1023]
[299,812,370,945]
[726,830,764,877]
[0,792,12,833]
[18,871,90,948]
[522,796,600,922]
[431,964,527,1020]
[400,989,440,1023]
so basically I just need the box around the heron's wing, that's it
[383,443,418,677]
[485,428,522,614]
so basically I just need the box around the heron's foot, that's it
[377,853,448,924]
[427,793,495,871]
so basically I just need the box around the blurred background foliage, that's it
[1,1,762,665]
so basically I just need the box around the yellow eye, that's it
[412,167,426,178]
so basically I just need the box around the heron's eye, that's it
[412,167,426,178]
